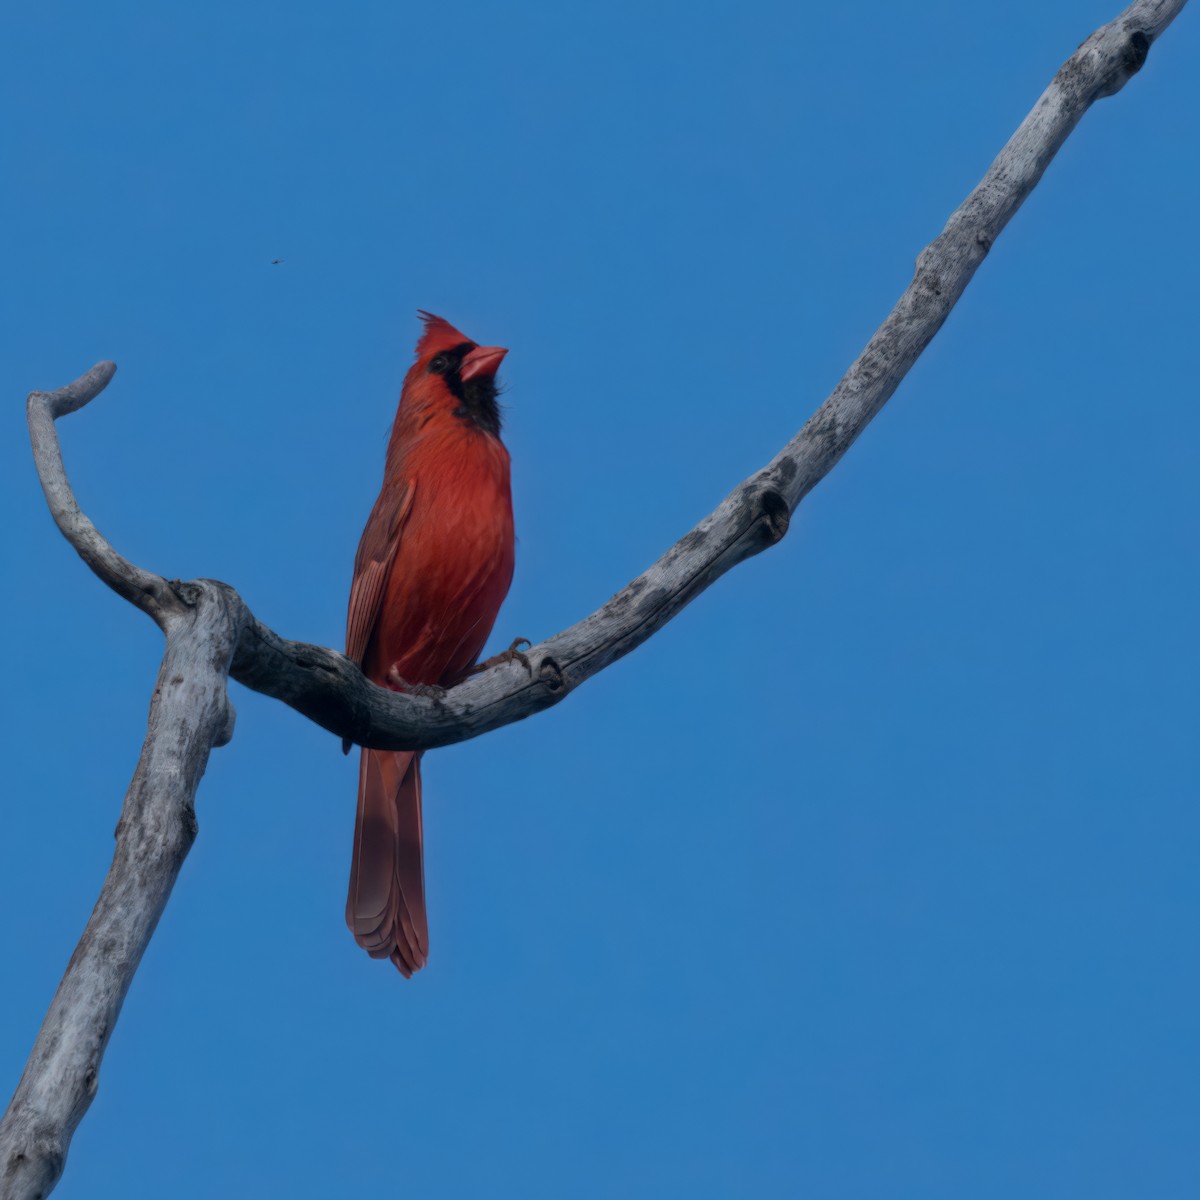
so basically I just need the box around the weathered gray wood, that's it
[0,583,239,1200]
[2,367,242,1198]
[24,363,186,629]
[761,0,1183,512]
[224,0,1188,753]
[4,2,1187,1195]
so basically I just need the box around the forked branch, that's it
[201,0,1190,752]
[3,2,1188,1196]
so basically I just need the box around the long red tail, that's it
[346,749,429,976]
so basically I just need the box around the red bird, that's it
[344,313,515,976]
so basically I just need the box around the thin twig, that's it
[25,364,185,628]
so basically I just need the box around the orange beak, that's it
[460,345,508,382]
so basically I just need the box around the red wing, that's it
[345,480,415,669]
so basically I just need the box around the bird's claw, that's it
[471,637,533,676]
[385,666,446,699]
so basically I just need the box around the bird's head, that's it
[406,311,508,437]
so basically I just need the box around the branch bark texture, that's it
[230,0,1187,754]
[2,381,240,1196]
[3,2,1188,1196]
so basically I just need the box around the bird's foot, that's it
[385,666,446,699]
[471,638,533,676]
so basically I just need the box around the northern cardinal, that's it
[344,312,515,975]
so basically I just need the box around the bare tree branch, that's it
[5,377,243,1200]
[25,363,186,630]
[4,2,1188,1195]
[221,0,1187,753]
[0,581,240,1197]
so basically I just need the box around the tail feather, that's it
[347,749,429,976]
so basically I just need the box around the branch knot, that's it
[753,488,790,548]
[538,656,565,693]
[1094,26,1153,98]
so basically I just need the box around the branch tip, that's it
[31,360,118,420]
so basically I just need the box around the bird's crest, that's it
[415,311,471,359]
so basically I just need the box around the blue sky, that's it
[2,2,1198,1197]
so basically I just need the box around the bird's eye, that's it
[430,354,450,374]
